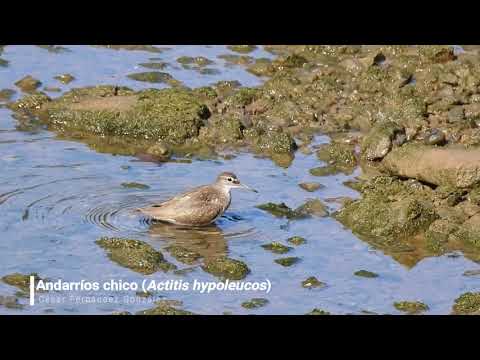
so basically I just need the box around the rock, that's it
[393,301,429,314]
[424,128,446,146]
[202,256,250,280]
[139,62,168,70]
[301,276,326,289]
[44,87,62,93]
[227,45,257,54]
[54,74,75,84]
[354,270,379,278]
[316,142,357,170]
[306,308,330,315]
[298,182,324,192]
[382,143,480,188]
[309,165,342,176]
[274,257,301,267]
[256,202,307,219]
[287,236,306,246]
[0,295,24,310]
[96,237,176,274]
[127,71,177,84]
[463,269,480,277]
[451,292,480,314]
[136,301,196,315]
[146,142,170,158]
[121,182,150,190]
[295,199,329,217]
[14,75,42,92]
[164,246,202,265]
[1,273,44,292]
[261,242,292,254]
[0,89,15,102]
[447,106,465,123]
[361,121,406,161]
[241,298,269,309]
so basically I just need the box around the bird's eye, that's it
[228,178,232,182]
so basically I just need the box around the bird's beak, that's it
[240,183,258,193]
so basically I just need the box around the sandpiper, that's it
[139,172,257,226]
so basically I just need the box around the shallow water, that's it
[1,45,480,315]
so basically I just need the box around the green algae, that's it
[121,182,150,190]
[176,56,213,67]
[452,292,480,314]
[261,242,292,254]
[96,237,176,275]
[202,256,250,280]
[241,298,269,309]
[287,236,306,246]
[301,276,326,289]
[54,74,75,84]
[309,165,342,177]
[1,272,44,292]
[306,308,330,315]
[393,301,429,314]
[165,245,202,265]
[354,270,379,278]
[274,257,301,267]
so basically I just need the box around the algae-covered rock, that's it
[274,257,301,267]
[176,56,213,67]
[449,213,480,249]
[451,292,480,314]
[261,242,292,254]
[0,89,15,102]
[463,269,480,277]
[241,298,269,309]
[361,121,405,161]
[121,182,150,190]
[299,182,324,192]
[309,165,342,177]
[295,199,329,217]
[139,62,168,70]
[301,276,326,289]
[306,308,330,315]
[14,75,42,92]
[316,141,357,172]
[202,256,250,280]
[41,87,210,144]
[287,236,306,246]
[111,311,132,315]
[247,58,276,77]
[96,237,175,274]
[54,74,75,84]
[1,272,44,292]
[94,45,166,53]
[382,143,480,188]
[218,54,253,66]
[136,301,196,315]
[127,71,175,84]
[198,117,244,145]
[0,58,8,67]
[335,176,438,243]
[8,92,51,111]
[256,202,306,219]
[165,245,202,265]
[227,45,257,54]
[354,270,379,278]
[244,126,297,155]
[394,301,429,314]
[0,295,24,310]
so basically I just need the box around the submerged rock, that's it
[54,73,75,84]
[306,308,330,315]
[121,182,150,190]
[127,71,177,84]
[202,256,250,280]
[139,62,168,70]
[393,301,429,314]
[96,237,176,274]
[1,272,44,292]
[451,292,480,314]
[136,301,196,315]
[261,242,292,254]
[354,270,379,278]
[287,236,306,246]
[165,245,202,265]
[301,276,326,289]
[241,298,269,309]
[274,257,301,267]
[256,202,306,219]
[295,199,329,217]
[298,182,324,192]
[177,56,213,67]
[0,295,24,310]
[227,45,257,54]
[0,89,16,102]
[15,75,42,92]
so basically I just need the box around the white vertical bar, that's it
[29,275,35,306]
